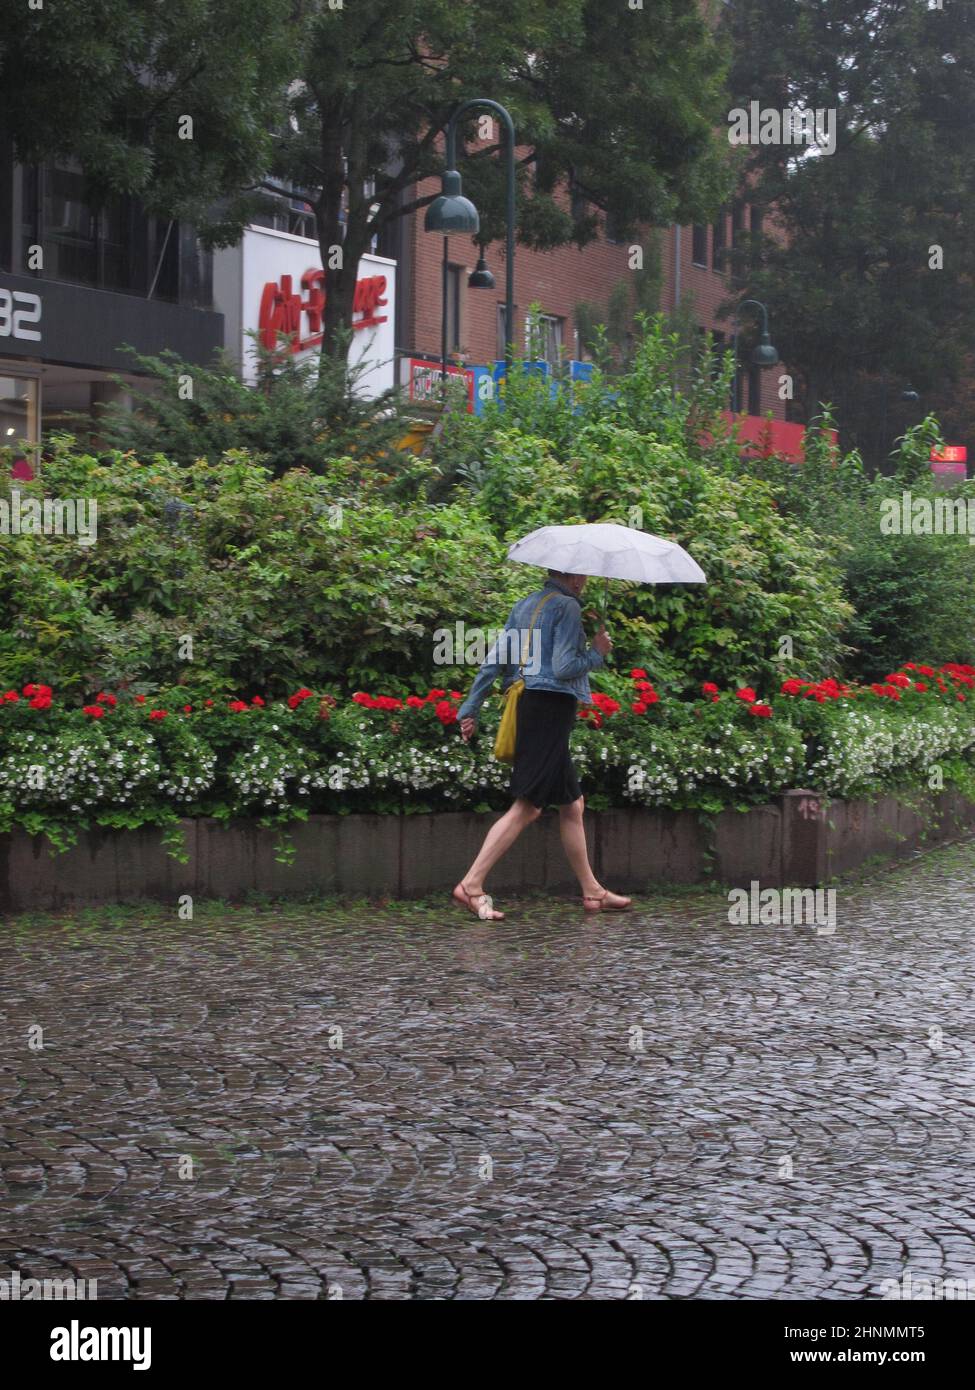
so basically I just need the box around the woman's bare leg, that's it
[461,798,541,896]
[558,796,601,896]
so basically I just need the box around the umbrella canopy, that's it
[507,523,706,585]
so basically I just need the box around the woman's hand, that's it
[460,716,476,743]
[593,626,612,657]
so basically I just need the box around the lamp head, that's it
[425,170,480,234]
[751,332,779,368]
[468,256,495,289]
[901,385,920,403]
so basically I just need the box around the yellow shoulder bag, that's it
[493,591,557,763]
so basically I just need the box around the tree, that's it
[722,0,975,459]
[271,0,734,355]
[2,1,734,360]
[0,0,291,244]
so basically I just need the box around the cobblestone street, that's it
[2,841,975,1301]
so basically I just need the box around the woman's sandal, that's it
[582,888,632,913]
[452,883,504,921]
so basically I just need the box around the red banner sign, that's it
[930,445,967,463]
[258,270,388,352]
[406,357,474,410]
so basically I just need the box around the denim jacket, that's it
[458,579,604,722]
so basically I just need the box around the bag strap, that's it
[517,590,558,674]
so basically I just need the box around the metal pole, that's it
[441,236,449,394]
[444,99,517,369]
[731,312,740,415]
[504,123,515,369]
[731,298,768,415]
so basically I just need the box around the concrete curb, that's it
[2,789,974,911]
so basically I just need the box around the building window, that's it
[712,211,727,271]
[691,224,708,267]
[535,314,564,369]
[17,162,199,303]
[445,265,462,352]
[40,164,99,285]
[605,210,622,244]
[251,183,317,240]
[731,200,745,248]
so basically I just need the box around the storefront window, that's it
[0,374,40,449]
[41,165,99,286]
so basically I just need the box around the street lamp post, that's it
[731,298,778,415]
[425,98,517,390]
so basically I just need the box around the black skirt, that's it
[509,688,581,809]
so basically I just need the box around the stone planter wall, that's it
[2,788,974,912]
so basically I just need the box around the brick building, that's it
[390,148,787,424]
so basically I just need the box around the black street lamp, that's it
[731,298,778,415]
[468,254,495,290]
[426,98,517,389]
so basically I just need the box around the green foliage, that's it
[272,0,734,348]
[0,0,291,243]
[723,0,975,454]
[738,414,975,681]
[0,439,521,699]
[97,340,410,475]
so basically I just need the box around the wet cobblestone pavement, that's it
[2,841,975,1301]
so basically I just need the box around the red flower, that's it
[736,687,757,703]
[94,691,117,707]
[2,690,19,702]
[632,701,647,714]
[183,704,193,713]
[205,699,214,707]
[251,696,265,707]
[351,691,374,707]
[449,690,463,700]
[82,705,104,719]
[135,694,147,705]
[747,703,773,718]
[915,681,929,692]
[434,699,457,726]
[228,700,249,712]
[406,695,426,708]
[29,695,52,710]
[780,678,807,696]
[289,687,314,710]
[427,688,447,701]
[591,692,621,716]
[644,689,660,704]
[374,695,403,711]
[885,673,911,688]
[630,668,648,680]
[24,683,51,698]
[701,682,719,697]
[149,709,168,721]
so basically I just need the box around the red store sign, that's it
[258,269,388,352]
[406,357,474,410]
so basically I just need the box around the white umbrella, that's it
[507,522,706,585]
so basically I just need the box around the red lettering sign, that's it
[258,270,388,352]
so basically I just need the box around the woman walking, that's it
[453,569,632,921]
